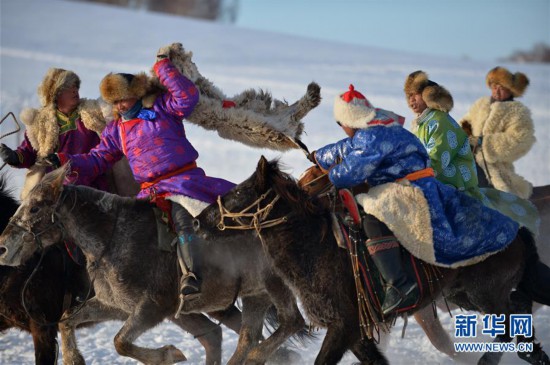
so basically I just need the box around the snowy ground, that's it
[1,0,549,364]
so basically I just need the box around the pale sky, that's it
[236,0,550,62]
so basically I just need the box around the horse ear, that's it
[256,156,270,192]
[258,156,269,171]
[39,165,69,198]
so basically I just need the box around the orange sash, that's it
[140,162,197,190]
[396,167,435,182]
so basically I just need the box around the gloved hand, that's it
[44,153,61,168]
[0,144,20,166]
[156,44,173,62]
[307,151,317,164]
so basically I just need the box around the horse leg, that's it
[112,299,185,364]
[510,290,550,365]
[208,305,242,333]
[315,322,352,365]
[350,338,389,365]
[209,304,303,364]
[29,322,58,365]
[170,313,223,365]
[245,275,305,364]
[413,305,456,357]
[227,295,270,365]
[59,297,128,365]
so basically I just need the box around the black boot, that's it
[172,204,202,299]
[367,237,418,316]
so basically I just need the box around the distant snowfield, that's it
[1,0,549,364]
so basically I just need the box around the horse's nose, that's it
[0,246,7,257]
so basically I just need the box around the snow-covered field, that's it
[1,0,549,363]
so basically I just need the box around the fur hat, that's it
[404,71,454,112]
[99,72,150,104]
[486,67,529,97]
[38,68,81,107]
[333,84,376,128]
[334,85,404,129]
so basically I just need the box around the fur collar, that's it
[19,98,107,158]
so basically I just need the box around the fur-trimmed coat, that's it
[315,123,519,268]
[16,99,109,194]
[460,96,535,199]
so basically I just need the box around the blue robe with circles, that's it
[315,124,519,266]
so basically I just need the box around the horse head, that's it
[0,166,67,266]
[217,156,323,232]
[298,164,331,196]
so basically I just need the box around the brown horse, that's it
[300,164,550,359]
[0,167,306,365]
[215,157,548,365]
[0,172,262,365]
[0,174,94,365]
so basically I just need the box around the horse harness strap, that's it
[216,188,288,232]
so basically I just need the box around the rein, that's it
[0,112,22,172]
[216,188,288,232]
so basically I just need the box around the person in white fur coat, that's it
[460,66,536,199]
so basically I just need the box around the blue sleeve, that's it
[315,137,354,170]
[320,130,386,188]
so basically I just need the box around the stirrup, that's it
[174,274,201,319]
[382,282,418,316]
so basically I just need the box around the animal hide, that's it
[148,43,321,151]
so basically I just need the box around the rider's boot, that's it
[172,204,202,301]
[367,236,418,316]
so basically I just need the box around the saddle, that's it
[337,188,442,338]
[298,167,441,338]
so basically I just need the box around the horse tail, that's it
[264,305,318,346]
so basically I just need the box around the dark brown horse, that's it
[300,164,550,360]
[215,157,548,365]
[0,173,93,365]
[0,167,306,365]
[0,173,260,364]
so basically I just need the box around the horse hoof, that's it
[518,346,550,365]
[63,353,86,365]
[160,344,187,364]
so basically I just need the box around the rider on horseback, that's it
[404,71,549,307]
[0,68,109,198]
[459,67,535,199]
[310,84,525,316]
[45,45,235,308]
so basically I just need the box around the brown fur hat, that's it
[38,68,81,107]
[99,72,150,104]
[486,66,529,97]
[404,70,454,112]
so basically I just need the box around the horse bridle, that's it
[7,199,67,251]
[216,188,288,233]
[5,189,96,327]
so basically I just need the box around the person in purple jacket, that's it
[45,46,235,304]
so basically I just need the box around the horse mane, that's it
[62,185,151,214]
[264,159,325,217]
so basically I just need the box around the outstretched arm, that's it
[154,59,199,118]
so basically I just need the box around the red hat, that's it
[334,84,404,128]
